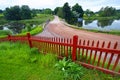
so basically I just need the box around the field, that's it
[0,42,120,80]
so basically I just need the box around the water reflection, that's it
[83,19,120,31]
[78,21,83,27]
[0,26,3,30]
[97,19,114,28]
[84,20,94,25]
[0,22,25,34]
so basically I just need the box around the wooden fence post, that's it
[72,35,78,61]
[27,33,32,48]
[8,34,11,41]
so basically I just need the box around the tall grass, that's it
[0,42,63,80]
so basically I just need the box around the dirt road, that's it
[36,16,120,49]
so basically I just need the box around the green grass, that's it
[0,14,9,25]
[0,30,12,38]
[0,42,119,80]
[0,30,12,36]
[19,14,54,25]
[17,25,43,36]
[0,42,64,80]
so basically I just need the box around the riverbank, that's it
[63,20,120,36]
[0,14,53,37]
[84,16,120,20]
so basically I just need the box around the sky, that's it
[0,0,120,12]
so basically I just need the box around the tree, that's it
[20,5,32,19]
[84,9,94,17]
[99,6,116,17]
[4,6,21,20]
[0,9,3,13]
[72,3,84,18]
[57,7,64,18]
[54,7,60,15]
[63,2,73,23]
[4,5,33,20]
[42,8,52,14]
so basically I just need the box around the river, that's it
[82,19,120,31]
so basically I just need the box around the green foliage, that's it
[4,5,32,20]
[0,42,64,80]
[63,2,73,24]
[30,47,39,54]
[84,9,95,17]
[18,25,43,36]
[4,6,21,20]
[42,8,53,14]
[19,14,54,25]
[99,6,116,17]
[72,3,84,18]
[0,14,9,25]
[20,5,32,19]
[57,7,64,18]
[55,58,83,80]
[54,7,60,15]
[55,3,84,24]
[26,23,31,31]
[0,30,12,36]
[0,9,3,13]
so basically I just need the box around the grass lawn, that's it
[0,42,120,80]
[0,42,63,80]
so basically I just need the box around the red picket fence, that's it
[0,33,120,75]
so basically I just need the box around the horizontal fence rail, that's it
[0,33,120,75]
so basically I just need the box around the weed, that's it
[55,57,84,80]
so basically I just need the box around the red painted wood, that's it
[72,35,78,61]
[97,41,105,66]
[64,38,66,56]
[82,40,85,57]
[70,39,72,57]
[76,61,120,75]
[8,35,11,41]
[102,42,111,68]
[65,38,69,58]
[88,40,94,64]
[77,40,81,60]
[107,42,118,69]
[112,54,120,71]
[86,40,90,59]
[2,33,120,75]
[27,33,32,48]
[58,38,60,56]
[92,41,99,65]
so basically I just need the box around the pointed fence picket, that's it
[0,33,120,75]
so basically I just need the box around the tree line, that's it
[1,5,53,20]
[0,3,120,22]
[4,5,32,20]
[54,2,84,24]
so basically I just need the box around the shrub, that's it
[55,58,84,80]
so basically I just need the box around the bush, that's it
[55,58,83,80]
[0,30,12,36]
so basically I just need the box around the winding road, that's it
[36,16,120,49]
